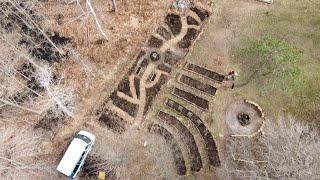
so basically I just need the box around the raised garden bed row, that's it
[148,123,187,176]
[186,63,225,83]
[163,50,181,66]
[187,16,200,25]
[179,74,216,96]
[148,35,163,48]
[177,28,199,49]
[164,14,182,36]
[172,88,209,110]
[117,77,132,97]
[166,99,220,166]
[98,109,126,134]
[110,91,138,117]
[157,64,172,73]
[158,111,203,172]
[190,7,210,21]
[144,74,169,115]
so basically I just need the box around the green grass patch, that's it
[231,1,320,119]
[237,36,305,96]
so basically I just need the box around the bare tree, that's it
[220,117,320,179]
[111,0,117,12]
[0,1,76,117]
[0,33,75,118]
[35,65,75,118]
[0,125,59,179]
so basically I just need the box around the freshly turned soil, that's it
[110,92,138,117]
[117,77,132,97]
[166,99,221,166]
[190,7,210,21]
[164,50,181,66]
[177,28,199,49]
[140,58,150,68]
[179,75,216,96]
[148,123,187,176]
[148,35,163,48]
[165,14,182,36]
[186,63,225,82]
[134,77,140,98]
[187,16,200,25]
[128,50,146,75]
[158,111,203,172]
[172,88,209,110]
[157,64,172,73]
[144,74,169,115]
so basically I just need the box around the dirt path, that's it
[135,64,156,124]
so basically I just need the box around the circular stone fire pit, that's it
[150,51,160,61]
[226,100,264,136]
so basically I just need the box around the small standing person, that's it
[226,70,238,81]
[225,69,238,89]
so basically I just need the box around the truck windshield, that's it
[75,134,91,144]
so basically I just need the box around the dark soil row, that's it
[165,14,182,36]
[179,74,216,96]
[157,64,172,73]
[148,35,163,48]
[177,28,199,49]
[134,77,140,98]
[186,63,225,82]
[98,109,126,134]
[172,88,209,110]
[128,50,147,75]
[187,16,200,25]
[166,99,221,166]
[140,58,150,68]
[190,7,210,21]
[117,77,132,97]
[164,50,181,66]
[158,111,203,172]
[148,123,187,176]
[110,92,138,117]
[144,74,169,115]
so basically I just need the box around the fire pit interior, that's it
[237,112,251,126]
[226,100,264,136]
[150,51,160,61]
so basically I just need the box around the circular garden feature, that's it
[150,51,160,61]
[226,100,264,136]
